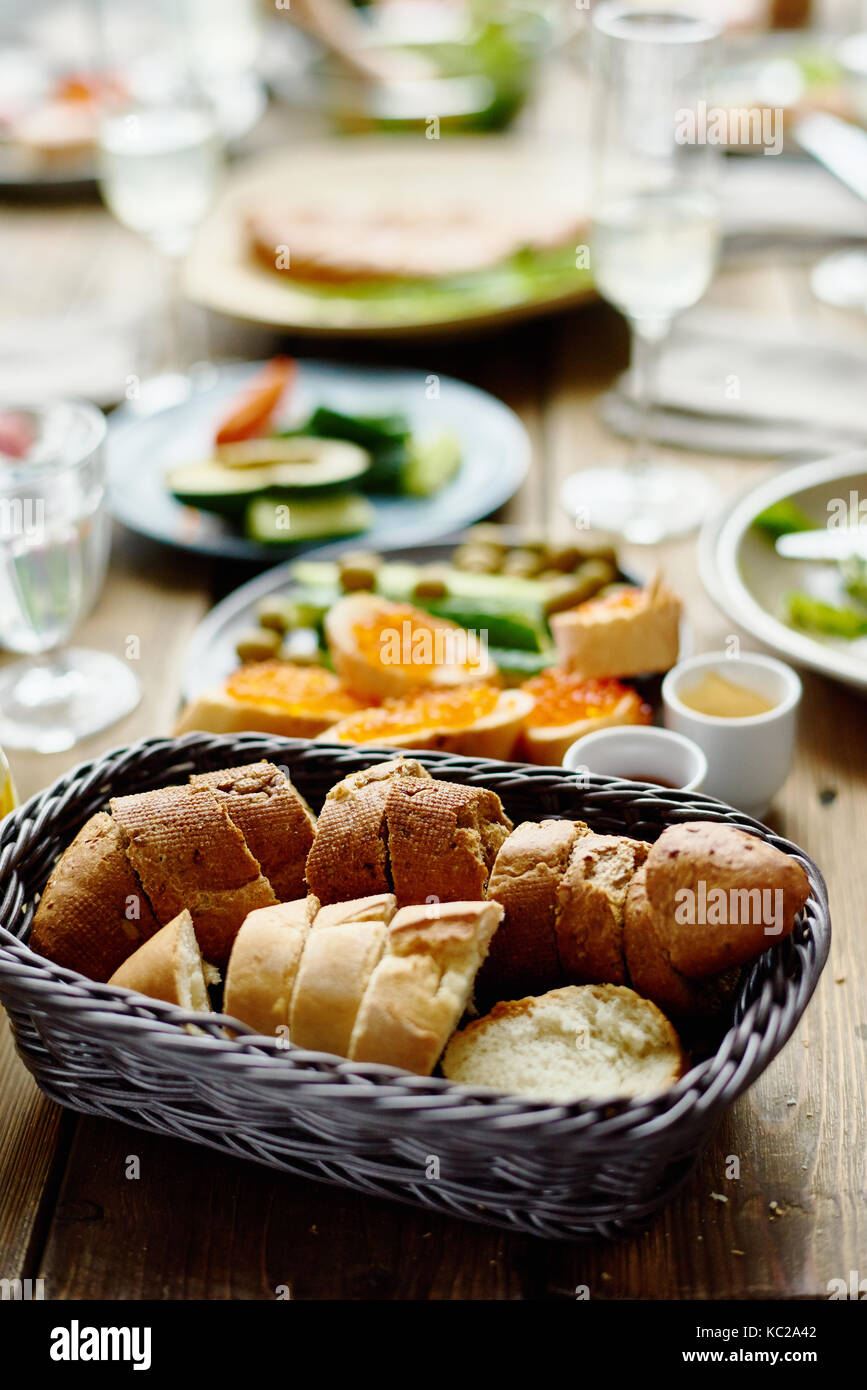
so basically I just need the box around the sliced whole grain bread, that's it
[29,812,161,983]
[384,777,512,908]
[192,760,315,902]
[554,833,649,986]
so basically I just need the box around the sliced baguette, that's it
[191,760,315,902]
[482,818,590,998]
[110,784,277,967]
[384,777,513,907]
[29,812,161,983]
[289,893,397,1056]
[551,579,681,679]
[223,896,319,1036]
[305,756,431,904]
[349,900,503,1075]
[108,909,218,1011]
[174,685,344,740]
[623,866,739,1022]
[554,833,649,986]
[442,984,685,1102]
[643,822,811,978]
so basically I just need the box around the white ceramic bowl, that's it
[562,725,708,793]
[661,651,802,819]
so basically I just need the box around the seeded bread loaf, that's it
[554,833,649,986]
[305,756,432,903]
[442,984,685,1102]
[384,777,512,907]
[29,812,161,983]
[192,760,315,902]
[108,909,219,1011]
[349,900,503,1075]
[223,896,319,1036]
[643,822,810,978]
[289,893,397,1055]
[110,784,277,967]
[482,819,590,998]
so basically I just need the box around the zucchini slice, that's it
[245,493,375,545]
[168,442,371,516]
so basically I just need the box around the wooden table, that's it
[2,104,866,1302]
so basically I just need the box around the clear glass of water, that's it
[97,96,221,410]
[0,401,140,753]
[561,3,722,543]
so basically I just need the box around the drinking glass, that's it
[0,401,140,753]
[561,2,722,543]
[97,95,221,411]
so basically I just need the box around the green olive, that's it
[339,550,381,593]
[235,627,281,662]
[412,566,451,600]
[452,543,502,574]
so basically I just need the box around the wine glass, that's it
[561,2,722,544]
[97,94,221,412]
[0,400,140,753]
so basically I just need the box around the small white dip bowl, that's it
[661,651,802,819]
[562,725,708,793]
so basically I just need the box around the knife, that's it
[793,113,867,206]
[775,528,867,561]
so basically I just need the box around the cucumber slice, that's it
[402,432,462,497]
[215,437,370,476]
[245,493,375,546]
[168,444,370,516]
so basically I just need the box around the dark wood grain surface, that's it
[1,81,865,1302]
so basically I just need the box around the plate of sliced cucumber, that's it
[106,359,531,562]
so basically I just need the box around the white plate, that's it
[698,451,867,693]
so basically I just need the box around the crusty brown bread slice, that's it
[384,777,512,908]
[108,909,219,1010]
[623,866,739,1022]
[442,984,685,1102]
[29,812,161,983]
[110,784,277,967]
[349,900,503,1075]
[289,894,398,1056]
[305,756,431,904]
[643,822,811,978]
[191,761,315,902]
[482,818,590,998]
[223,896,319,1036]
[554,833,649,986]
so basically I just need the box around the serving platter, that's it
[698,451,867,694]
[181,137,594,338]
[106,359,531,563]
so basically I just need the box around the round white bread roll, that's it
[442,984,685,1103]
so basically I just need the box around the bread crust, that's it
[108,909,213,1010]
[110,784,277,967]
[623,866,738,1021]
[192,761,315,902]
[384,777,513,908]
[289,893,397,1056]
[304,757,431,904]
[643,822,811,978]
[349,900,503,1075]
[551,582,681,679]
[29,812,161,982]
[555,833,649,985]
[223,896,319,1036]
[174,687,343,740]
[482,819,590,998]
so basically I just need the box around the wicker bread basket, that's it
[0,733,830,1241]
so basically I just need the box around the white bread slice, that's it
[442,984,685,1102]
[551,578,681,679]
[223,896,319,1036]
[325,592,495,700]
[191,761,316,902]
[29,811,162,983]
[384,776,513,907]
[110,784,277,968]
[289,894,397,1055]
[174,685,341,740]
[554,833,649,986]
[349,900,503,1075]
[321,688,533,762]
[482,818,590,998]
[305,756,431,904]
[108,909,218,1011]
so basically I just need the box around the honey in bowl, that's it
[678,671,778,720]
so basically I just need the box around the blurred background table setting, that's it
[1,0,866,1304]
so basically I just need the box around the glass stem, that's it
[627,317,670,477]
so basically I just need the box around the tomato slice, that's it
[215,357,296,445]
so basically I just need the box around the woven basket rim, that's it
[0,733,831,1141]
